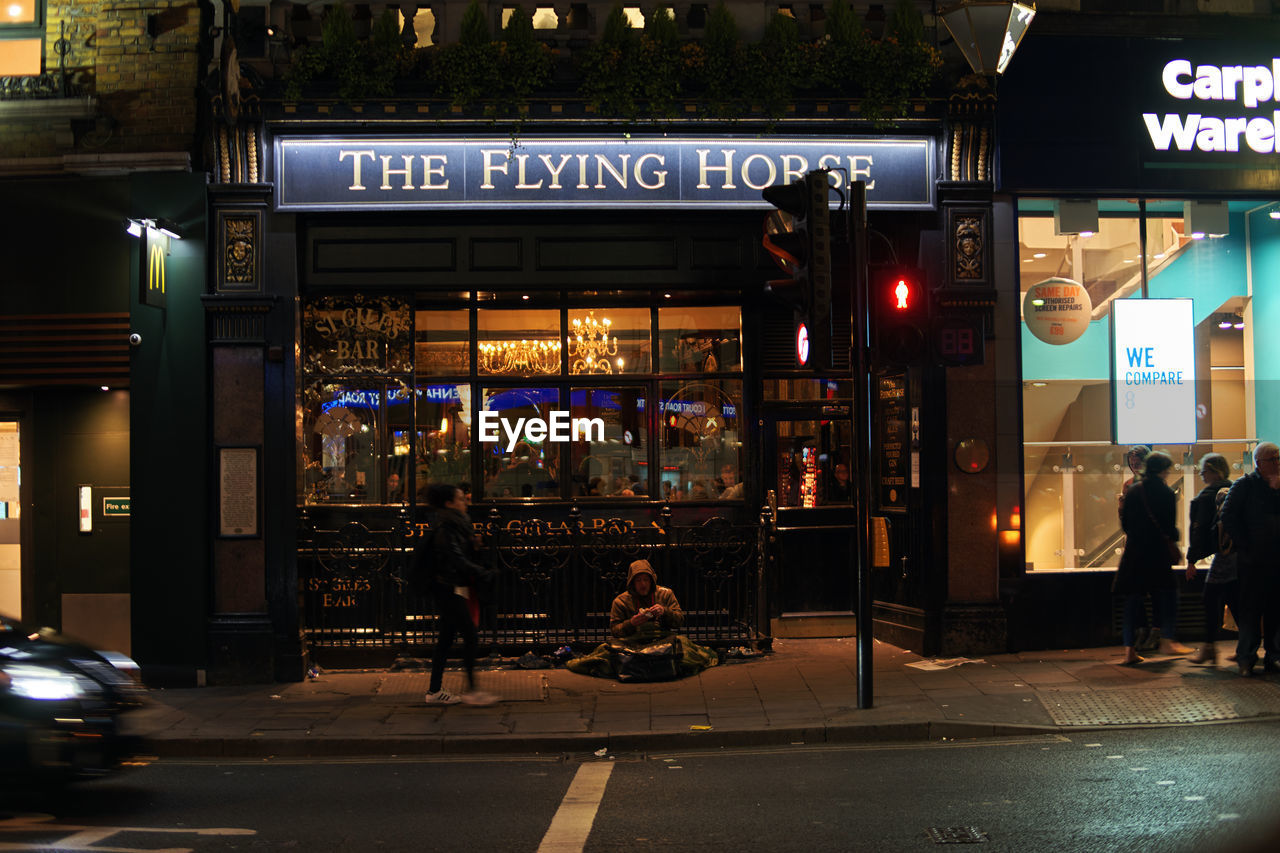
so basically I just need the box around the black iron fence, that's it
[297,505,768,656]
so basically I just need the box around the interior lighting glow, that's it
[999,529,1021,546]
[1270,211,1280,220]
[1191,232,1205,239]
[1079,231,1095,238]
[7,5,22,19]
[1234,321,1245,329]
[100,385,109,391]
[1219,319,1233,329]
[1032,252,1046,259]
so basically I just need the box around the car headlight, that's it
[1,663,93,701]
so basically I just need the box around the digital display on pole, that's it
[1111,298,1196,446]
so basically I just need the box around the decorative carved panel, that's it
[216,208,264,293]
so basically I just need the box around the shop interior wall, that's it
[127,171,209,684]
[1248,207,1280,443]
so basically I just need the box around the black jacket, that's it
[1114,478,1179,595]
[1220,470,1280,568]
[1187,479,1231,564]
[413,508,491,593]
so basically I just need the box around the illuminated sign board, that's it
[274,136,936,211]
[1144,58,1280,154]
[1111,298,1196,446]
[997,38,1280,193]
[140,233,166,309]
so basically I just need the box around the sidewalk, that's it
[132,639,1280,758]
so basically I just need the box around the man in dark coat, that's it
[1220,442,1280,677]
[418,483,498,705]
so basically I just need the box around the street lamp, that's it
[939,1,1036,76]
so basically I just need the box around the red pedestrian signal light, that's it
[873,267,929,367]
[893,278,912,311]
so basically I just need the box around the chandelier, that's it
[569,312,620,374]
[478,338,561,375]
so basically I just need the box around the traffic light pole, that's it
[849,181,874,709]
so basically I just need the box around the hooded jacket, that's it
[609,559,685,638]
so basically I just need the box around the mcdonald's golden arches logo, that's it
[140,233,167,309]
[148,241,166,295]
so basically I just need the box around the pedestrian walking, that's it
[1115,450,1192,664]
[418,482,499,705]
[1184,453,1238,665]
[1219,442,1280,677]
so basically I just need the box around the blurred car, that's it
[0,613,148,784]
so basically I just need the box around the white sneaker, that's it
[461,690,499,707]
[425,689,462,705]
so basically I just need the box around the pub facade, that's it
[196,10,1008,683]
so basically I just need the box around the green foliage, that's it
[282,0,942,125]
[283,5,409,102]
[459,0,491,47]
[578,5,685,121]
[696,2,745,117]
[496,6,553,111]
[888,0,925,45]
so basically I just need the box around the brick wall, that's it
[0,2,201,160]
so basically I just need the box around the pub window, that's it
[415,309,470,376]
[414,383,471,501]
[764,378,852,401]
[567,306,650,375]
[478,309,560,376]
[659,379,742,501]
[774,419,853,507]
[658,306,742,373]
[301,382,386,504]
[0,1,43,77]
[570,386,648,498]
[622,7,644,27]
[480,386,561,499]
[532,7,558,29]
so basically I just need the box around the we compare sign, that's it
[1111,299,1196,446]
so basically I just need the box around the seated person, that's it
[568,560,718,681]
[718,465,744,500]
[610,559,684,638]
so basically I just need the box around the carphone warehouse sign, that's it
[274,136,935,211]
[1111,298,1195,446]
[1144,57,1280,154]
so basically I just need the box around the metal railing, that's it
[297,505,765,654]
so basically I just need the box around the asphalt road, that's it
[3,721,1279,852]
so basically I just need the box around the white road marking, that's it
[0,813,255,852]
[536,762,615,853]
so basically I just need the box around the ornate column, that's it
[936,75,1007,654]
[203,28,301,683]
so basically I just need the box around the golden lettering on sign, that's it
[148,241,165,295]
[302,294,413,376]
[225,216,255,283]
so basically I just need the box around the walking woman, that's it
[1115,450,1193,664]
[1184,453,1239,664]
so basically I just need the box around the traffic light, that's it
[761,170,832,370]
[872,266,929,367]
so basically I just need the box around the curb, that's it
[140,712,1280,760]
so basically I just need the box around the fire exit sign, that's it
[102,496,130,517]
